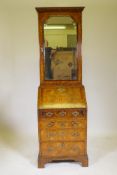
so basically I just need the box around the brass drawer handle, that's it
[72,146,80,152]
[47,132,56,137]
[60,142,65,148]
[72,111,80,117]
[71,121,78,127]
[72,132,79,137]
[59,111,66,117]
[57,87,65,92]
[46,112,53,117]
[47,121,55,127]
[59,122,65,127]
[48,147,54,152]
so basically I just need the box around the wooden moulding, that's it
[36,7,85,13]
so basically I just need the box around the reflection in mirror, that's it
[44,16,77,80]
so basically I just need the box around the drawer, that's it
[39,109,86,119]
[41,141,85,157]
[39,118,86,129]
[40,128,86,142]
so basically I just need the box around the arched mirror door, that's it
[43,16,78,80]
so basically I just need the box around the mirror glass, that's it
[44,16,78,80]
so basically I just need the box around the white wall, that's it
[0,8,13,130]
[0,1,117,138]
[83,5,117,136]
[0,7,39,137]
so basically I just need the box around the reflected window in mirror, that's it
[44,16,78,80]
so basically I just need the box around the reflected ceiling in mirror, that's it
[44,16,78,80]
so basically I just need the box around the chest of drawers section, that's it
[38,108,88,167]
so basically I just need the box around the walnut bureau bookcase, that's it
[36,7,88,168]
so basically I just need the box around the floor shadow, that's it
[88,136,117,165]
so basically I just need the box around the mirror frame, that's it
[36,7,84,85]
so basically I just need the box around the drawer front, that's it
[41,141,85,157]
[40,118,86,129]
[40,128,85,142]
[39,109,87,119]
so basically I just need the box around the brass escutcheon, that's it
[72,111,80,117]
[46,112,53,117]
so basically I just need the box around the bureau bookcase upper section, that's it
[36,7,84,85]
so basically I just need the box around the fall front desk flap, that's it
[38,86,87,109]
